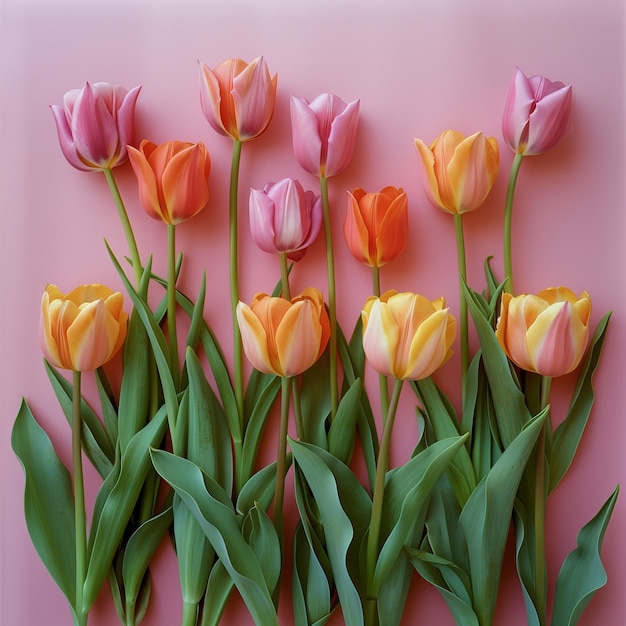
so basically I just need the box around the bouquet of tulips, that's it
[12,57,618,626]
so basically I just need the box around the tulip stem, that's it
[167,224,180,392]
[371,266,389,419]
[72,370,88,626]
[365,377,403,626]
[280,253,291,300]
[320,174,338,420]
[272,376,292,606]
[503,153,525,294]
[229,139,245,490]
[453,214,469,403]
[103,168,142,286]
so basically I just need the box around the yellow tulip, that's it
[415,130,499,214]
[40,284,128,372]
[236,288,330,377]
[495,287,591,377]
[362,291,456,380]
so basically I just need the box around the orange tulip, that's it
[40,284,128,372]
[198,56,277,142]
[415,130,499,215]
[236,288,330,377]
[362,291,456,380]
[495,287,592,377]
[344,186,408,268]
[127,140,210,225]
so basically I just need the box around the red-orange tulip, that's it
[344,186,408,268]
[496,287,591,377]
[40,284,128,372]
[236,288,330,377]
[415,130,499,215]
[127,140,211,225]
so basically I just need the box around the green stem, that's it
[503,153,525,294]
[320,175,338,419]
[365,378,403,626]
[103,168,142,286]
[534,375,551,626]
[279,253,291,300]
[453,213,468,403]
[272,376,292,606]
[167,224,180,392]
[181,601,198,626]
[229,139,245,492]
[72,371,88,626]
[371,266,389,419]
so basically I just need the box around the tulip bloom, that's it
[344,186,408,268]
[40,284,128,372]
[127,140,211,225]
[415,130,499,215]
[290,93,360,178]
[237,288,330,378]
[502,67,574,156]
[249,178,322,261]
[362,291,456,380]
[198,57,277,141]
[51,82,141,172]
[495,287,591,377]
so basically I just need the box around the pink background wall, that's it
[1,0,624,624]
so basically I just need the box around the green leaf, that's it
[459,409,548,626]
[299,347,332,448]
[373,435,468,592]
[44,361,115,478]
[117,308,152,450]
[83,408,168,611]
[289,438,369,626]
[236,462,277,515]
[11,400,77,610]
[200,560,233,626]
[122,507,173,619]
[94,368,119,445]
[549,313,611,492]
[242,503,281,594]
[551,485,619,626]
[151,450,278,626]
[327,379,362,464]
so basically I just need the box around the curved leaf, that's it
[551,486,619,626]
[151,450,278,626]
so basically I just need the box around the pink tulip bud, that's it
[502,67,574,156]
[290,93,360,178]
[249,178,322,261]
[51,82,141,171]
[198,56,277,142]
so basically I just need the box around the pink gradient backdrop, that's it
[1,0,624,624]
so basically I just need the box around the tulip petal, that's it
[362,298,400,378]
[290,96,323,176]
[237,301,276,375]
[323,98,360,177]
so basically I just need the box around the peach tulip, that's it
[51,82,141,172]
[502,67,574,156]
[362,291,456,380]
[127,140,211,225]
[198,56,277,141]
[344,186,408,268]
[249,178,322,261]
[290,93,360,178]
[236,288,330,377]
[495,287,591,377]
[40,284,128,372]
[415,130,499,215]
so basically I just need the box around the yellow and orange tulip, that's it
[344,186,408,268]
[415,130,499,215]
[127,140,211,225]
[236,288,330,378]
[362,291,456,380]
[40,284,128,372]
[495,287,592,377]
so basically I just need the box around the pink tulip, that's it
[249,178,322,261]
[290,93,360,178]
[502,67,574,156]
[198,56,277,142]
[51,82,141,171]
